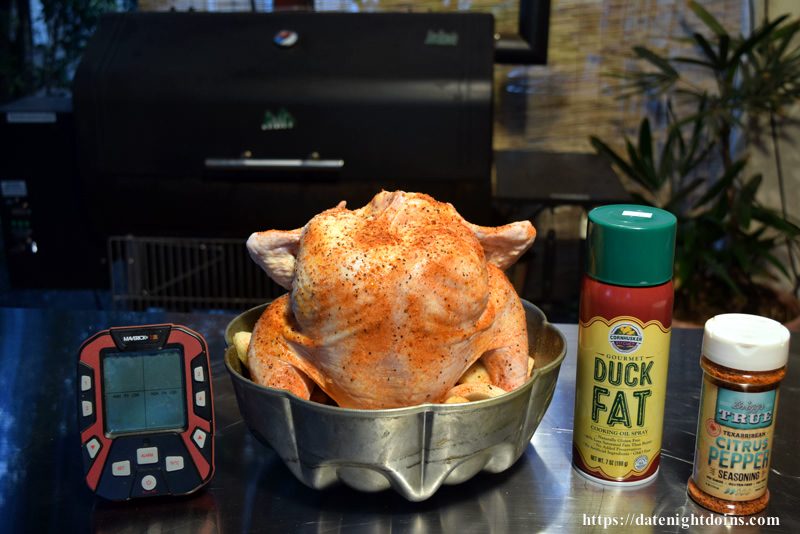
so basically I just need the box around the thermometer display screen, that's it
[102,348,187,435]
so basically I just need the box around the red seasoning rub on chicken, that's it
[245,191,536,409]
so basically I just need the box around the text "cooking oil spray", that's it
[572,205,677,485]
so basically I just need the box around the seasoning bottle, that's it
[572,205,676,485]
[688,314,789,515]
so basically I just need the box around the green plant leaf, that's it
[680,97,715,173]
[711,193,730,221]
[730,241,752,273]
[683,142,715,177]
[751,226,768,241]
[730,16,788,68]
[768,18,800,43]
[595,6,800,298]
[638,118,655,175]
[633,46,679,79]
[590,136,642,185]
[718,34,730,67]
[769,22,798,60]
[669,107,712,131]
[752,206,800,237]
[611,71,679,99]
[672,87,709,102]
[665,178,704,211]
[658,127,678,181]
[701,250,743,295]
[672,56,715,68]
[693,159,747,208]
[737,174,763,229]
[692,32,720,66]
[763,251,792,280]
[625,137,661,190]
[689,1,728,37]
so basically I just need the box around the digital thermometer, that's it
[78,324,214,500]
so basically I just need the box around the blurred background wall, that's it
[2,0,797,313]
[137,0,744,154]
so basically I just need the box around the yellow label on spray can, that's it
[573,316,671,483]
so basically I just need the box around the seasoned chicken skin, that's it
[246,191,536,409]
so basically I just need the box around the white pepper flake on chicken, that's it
[245,190,536,409]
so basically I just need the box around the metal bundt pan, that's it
[224,299,567,501]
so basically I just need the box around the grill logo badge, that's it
[424,29,458,46]
[261,108,295,131]
[274,30,299,48]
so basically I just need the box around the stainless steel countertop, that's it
[1,307,797,533]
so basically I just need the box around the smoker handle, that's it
[204,158,344,170]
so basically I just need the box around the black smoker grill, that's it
[73,12,495,310]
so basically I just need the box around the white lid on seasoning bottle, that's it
[702,313,790,372]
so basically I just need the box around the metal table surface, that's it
[1,306,798,533]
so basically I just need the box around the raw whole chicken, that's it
[245,191,536,409]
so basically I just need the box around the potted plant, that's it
[590,1,800,326]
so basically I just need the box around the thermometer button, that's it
[81,400,93,417]
[112,460,131,477]
[192,429,207,449]
[165,456,185,472]
[86,438,101,459]
[80,375,92,391]
[131,471,165,498]
[141,475,157,491]
[136,447,159,465]
[195,390,206,407]
[193,366,205,382]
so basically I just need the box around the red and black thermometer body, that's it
[78,324,214,500]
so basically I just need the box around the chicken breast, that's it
[246,191,536,409]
